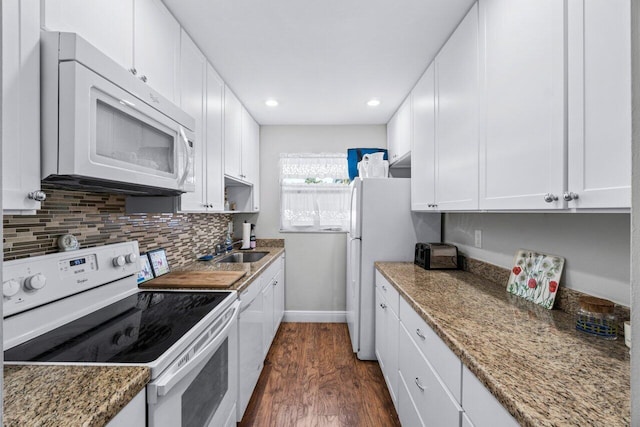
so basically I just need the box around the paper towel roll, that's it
[241,222,252,249]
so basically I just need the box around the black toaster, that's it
[415,243,459,270]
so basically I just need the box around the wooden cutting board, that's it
[140,270,247,289]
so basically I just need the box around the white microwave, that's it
[41,32,195,196]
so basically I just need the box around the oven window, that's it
[182,338,228,426]
[96,100,175,173]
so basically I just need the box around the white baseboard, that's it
[283,310,347,323]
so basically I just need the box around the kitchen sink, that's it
[217,252,269,263]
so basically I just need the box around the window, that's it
[280,153,350,232]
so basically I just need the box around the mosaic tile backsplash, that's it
[3,184,232,268]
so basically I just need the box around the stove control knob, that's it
[25,274,46,291]
[125,326,138,338]
[113,255,126,267]
[3,279,20,298]
[113,332,125,346]
[125,253,138,264]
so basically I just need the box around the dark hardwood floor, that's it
[239,323,401,427]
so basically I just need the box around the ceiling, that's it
[163,0,475,125]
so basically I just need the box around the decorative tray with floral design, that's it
[507,249,565,309]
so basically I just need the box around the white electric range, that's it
[3,241,238,427]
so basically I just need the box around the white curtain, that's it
[280,153,350,231]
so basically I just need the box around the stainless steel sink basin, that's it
[216,252,269,263]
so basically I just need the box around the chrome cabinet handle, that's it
[381,285,387,291]
[139,75,148,83]
[563,191,579,201]
[379,303,387,309]
[416,328,426,340]
[28,191,46,202]
[415,377,425,391]
[129,68,137,75]
[544,193,558,203]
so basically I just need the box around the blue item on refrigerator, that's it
[347,148,388,180]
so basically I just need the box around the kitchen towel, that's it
[241,222,252,249]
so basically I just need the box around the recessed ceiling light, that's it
[367,99,381,107]
[265,99,279,107]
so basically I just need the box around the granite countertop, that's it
[3,365,149,427]
[375,262,630,427]
[164,246,285,292]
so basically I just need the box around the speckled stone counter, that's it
[4,365,149,427]
[164,246,285,292]
[375,262,630,427]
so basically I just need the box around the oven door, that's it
[56,60,195,193]
[147,301,239,427]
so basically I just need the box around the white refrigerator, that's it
[346,177,441,360]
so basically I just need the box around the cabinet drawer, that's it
[398,371,426,427]
[400,297,462,403]
[399,322,462,427]
[375,271,399,315]
[462,365,518,427]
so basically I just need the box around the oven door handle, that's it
[151,300,239,399]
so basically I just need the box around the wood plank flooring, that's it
[239,323,401,427]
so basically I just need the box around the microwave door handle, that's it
[178,127,191,187]
[152,301,239,399]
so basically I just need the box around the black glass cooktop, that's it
[5,291,231,364]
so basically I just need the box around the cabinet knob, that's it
[129,68,137,75]
[379,303,387,309]
[139,75,148,83]
[28,191,46,202]
[543,193,558,203]
[563,191,579,201]
[414,377,425,392]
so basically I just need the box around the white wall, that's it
[444,213,630,306]
[236,125,386,312]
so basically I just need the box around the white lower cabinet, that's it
[462,366,519,427]
[237,254,285,421]
[375,284,399,408]
[106,389,145,426]
[375,271,518,427]
[398,321,463,426]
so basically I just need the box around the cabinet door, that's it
[567,0,631,208]
[478,0,565,210]
[224,87,243,179]
[133,0,180,102]
[261,279,275,358]
[2,0,42,212]
[205,64,225,211]
[435,4,479,211]
[411,63,436,211]
[41,0,134,70]
[388,95,412,165]
[375,288,388,373]
[178,31,206,212]
[238,286,265,419]
[273,264,285,331]
[241,109,261,211]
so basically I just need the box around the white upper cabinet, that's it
[2,0,43,213]
[179,31,225,213]
[567,0,631,209]
[411,63,436,211]
[41,0,134,70]
[242,110,261,211]
[478,0,566,210]
[224,87,243,180]
[387,95,412,166]
[204,64,226,212]
[178,31,207,212]
[42,0,180,103]
[434,3,479,211]
[133,0,180,102]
